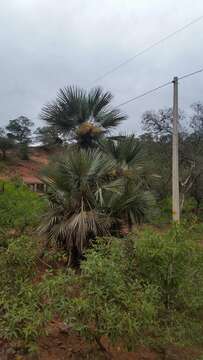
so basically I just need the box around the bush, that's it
[154,196,203,225]
[62,227,203,350]
[0,236,71,351]
[134,226,203,311]
[65,239,159,350]
[1,226,203,354]
[0,180,45,235]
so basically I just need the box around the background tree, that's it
[40,86,126,148]
[185,102,203,214]
[190,102,203,134]
[34,126,63,149]
[6,116,34,160]
[0,128,15,160]
[141,105,203,218]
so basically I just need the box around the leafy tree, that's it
[0,128,15,160]
[6,116,34,160]
[186,103,203,214]
[142,107,185,141]
[6,116,34,144]
[141,106,203,217]
[190,102,203,134]
[40,86,126,148]
[34,126,63,148]
[142,108,173,139]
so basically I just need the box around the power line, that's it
[179,67,203,80]
[92,15,203,84]
[117,67,203,107]
[117,81,172,107]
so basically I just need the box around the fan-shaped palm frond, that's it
[40,146,155,264]
[39,149,117,262]
[100,135,142,168]
[40,86,127,148]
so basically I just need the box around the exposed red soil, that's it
[35,321,203,360]
[0,147,50,182]
[1,320,203,360]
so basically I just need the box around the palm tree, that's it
[100,135,155,233]
[40,145,154,265]
[40,86,127,148]
[39,148,119,265]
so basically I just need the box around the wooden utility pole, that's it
[172,76,180,222]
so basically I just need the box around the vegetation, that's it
[0,85,203,358]
[65,226,203,351]
[6,116,34,145]
[0,128,15,159]
[140,103,203,220]
[0,116,34,160]
[0,225,203,356]
[34,126,63,148]
[40,86,126,148]
[0,180,45,239]
[39,142,153,265]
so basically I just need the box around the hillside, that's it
[0,147,50,183]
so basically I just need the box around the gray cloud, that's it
[0,0,203,134]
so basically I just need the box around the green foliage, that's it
[19,142,29,160]
[62,226,203,349]
[0,127,15,159]
[134,226,203,313]
[40,86,126,148]
[40,146,154,261]
[154,197,202,225]
[1,227,203,353]
[0,235,70,350]
[0,236,38,293]
[65,239,159,350]
[6,116,34,144]
[34,126,63,148]
[0,181,45,234]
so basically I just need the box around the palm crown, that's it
[40,86,127,147]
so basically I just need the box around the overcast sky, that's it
[1,0,203,134]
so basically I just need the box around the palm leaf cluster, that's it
[40,86,126,148]
[40,137,154,263]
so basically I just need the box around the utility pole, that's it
[172,76,180,222]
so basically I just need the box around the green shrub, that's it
[64,239,159,350]
[1,227,203,353]
[62,227,203,349]
[0,236,38,292]
[0,236,71,351]
[134,226,203,311]
[0,180,45,234]
[154,196,203,225]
